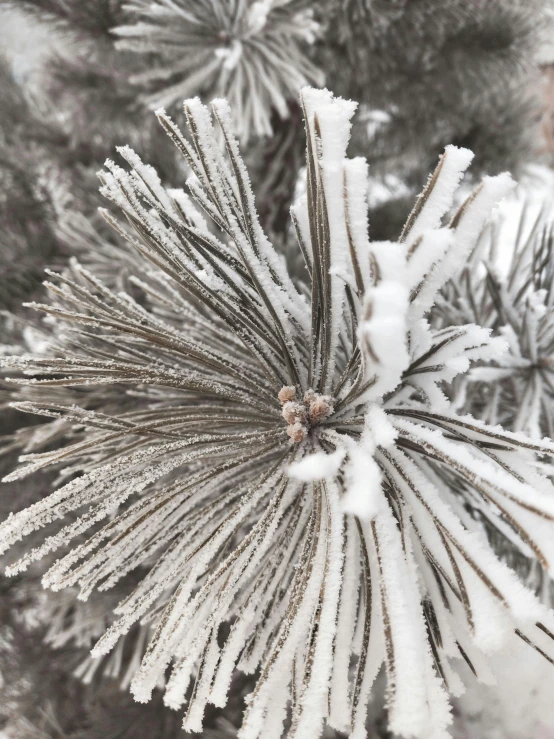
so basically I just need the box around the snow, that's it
[248,0,272,33]
[341,442,383,519]
[288,448,345,481]
[371,506,453,739]
[407,146,474,243]
[358,261,410,400]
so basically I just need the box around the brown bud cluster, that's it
[278,386,334,443]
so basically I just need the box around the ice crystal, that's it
[2,88,554,739]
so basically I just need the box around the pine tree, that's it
[2,3,554,738]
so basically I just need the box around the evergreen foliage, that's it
[1,3,554,738]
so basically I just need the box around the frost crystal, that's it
[2,88,554,739]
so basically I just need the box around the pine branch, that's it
[2,88,554,739]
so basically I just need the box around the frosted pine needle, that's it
[436,206,554,441]
[114,0,323,141]
[2,88,554,739]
